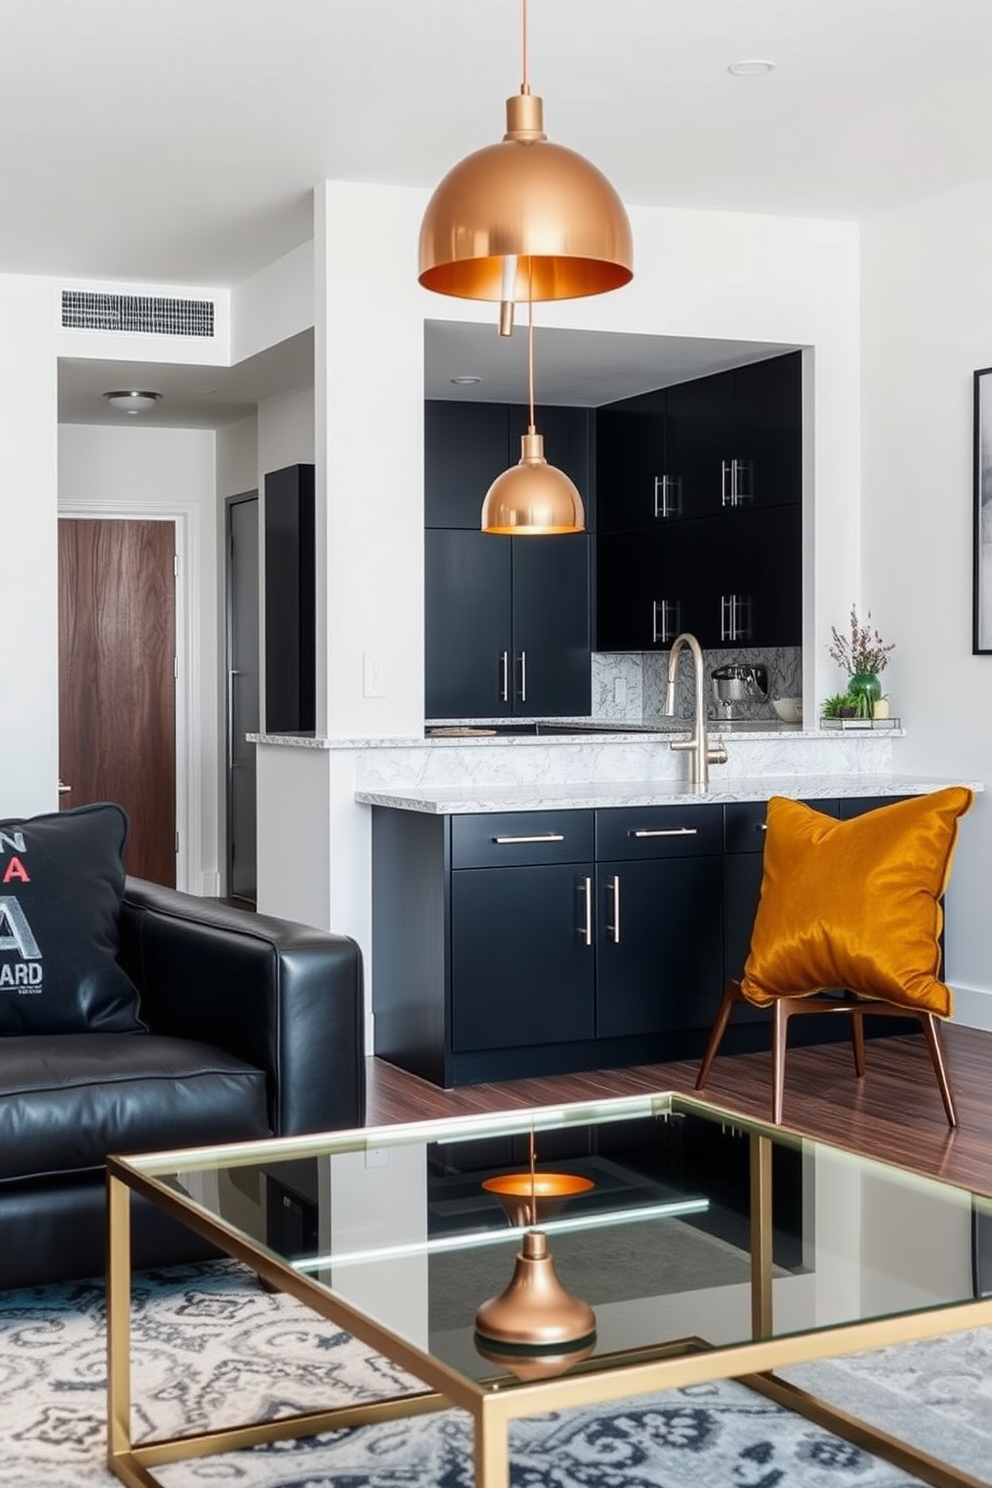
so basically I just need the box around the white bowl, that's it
[772,696,803,724]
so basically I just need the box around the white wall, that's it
[861,171,992,1026]
[58,423,221,893]
[0,276,60,819]
[257,181,866,1019]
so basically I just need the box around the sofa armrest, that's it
[117,878,365,1136]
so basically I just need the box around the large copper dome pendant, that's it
[418,92,633,305]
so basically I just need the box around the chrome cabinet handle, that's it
[581,876,593,946]
[500,650,509,703]
[492,833,565,844]
[608,873,621,943]
[630,827,698,838]
[652,598,680,645]
[721,459,731,507]
[518,650,527,703]
[653,474,681,519]
[58,780,72,794]
[720,593,752,642]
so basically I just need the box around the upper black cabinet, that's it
[424,402,510,528]
[596,351,802,531]
[424,399,593,718]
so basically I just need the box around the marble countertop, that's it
[356,773,977,815]
[251,722,904,750]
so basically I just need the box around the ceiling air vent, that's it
[61,290,215,338]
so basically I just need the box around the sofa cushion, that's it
[0,803,144,1035]
[0,1034,271,1181]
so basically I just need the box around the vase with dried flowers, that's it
[827,606,895,719]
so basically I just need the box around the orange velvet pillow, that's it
[740,787,973,1017]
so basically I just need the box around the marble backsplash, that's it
[592,646,802,724]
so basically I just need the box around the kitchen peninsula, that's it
[252,725,979,1091]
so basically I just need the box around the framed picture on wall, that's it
[974,367,992,653]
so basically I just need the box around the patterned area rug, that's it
[0,1259,989,1487]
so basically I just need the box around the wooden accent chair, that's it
[695,980,958,1127]
[695,788,974,1130]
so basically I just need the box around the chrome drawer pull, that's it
[492,832,566,844]
[630,827,698,838]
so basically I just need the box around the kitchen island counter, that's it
[357,773,978,815]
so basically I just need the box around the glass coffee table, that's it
[107,1092,992,1488]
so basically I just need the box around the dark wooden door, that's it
[58,518,176,886]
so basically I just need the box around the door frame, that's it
[57,499,197,893]
[224,488,259,902]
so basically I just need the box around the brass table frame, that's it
[107,1097,992,1488]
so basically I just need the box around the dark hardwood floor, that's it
[366,1023,992,1197]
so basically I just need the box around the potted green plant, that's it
[821,691,858,719]
[827,606,895,718]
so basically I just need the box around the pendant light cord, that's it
[521,0,530,94]
[527,274,536,435]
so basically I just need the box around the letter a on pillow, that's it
[741,787,973,1017]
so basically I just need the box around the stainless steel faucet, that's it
[664,632,728,790]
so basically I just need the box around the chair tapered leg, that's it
[695,980,741,1091]
[771,998,790,1125]
[920,1013,959,1128]
[849,1007,867,1078]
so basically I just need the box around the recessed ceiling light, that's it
[450,375,482,385]
[103,390,163,414]
[727,59,775,76]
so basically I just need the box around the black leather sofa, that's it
[0,877,365,1290]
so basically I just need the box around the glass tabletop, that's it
[119,1092,992,1387]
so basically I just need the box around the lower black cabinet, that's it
[372,795,916,1089]
[451,864,596,1051]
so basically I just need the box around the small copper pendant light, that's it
[474,1131,596,1351]
[481,295,585,534]
[418,0,632,335]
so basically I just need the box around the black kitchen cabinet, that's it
[596,506,801,652]
[263,462,315,733]
[424,401,510,528]
[451,863,596,1051]
[426,399,593,530]
[595,389,672,533]
[373,802,726,1087]
[594,806,723,1039]
[425,398,593,717]
[664,351,802,521]
[425,528,590,717]
[372,793,916,1089]
[594,352,802,654]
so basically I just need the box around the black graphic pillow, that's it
[0,803,144,1034]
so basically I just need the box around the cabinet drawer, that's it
[595,804,722,860]
[724,798,839,853]
[451,810,594,868]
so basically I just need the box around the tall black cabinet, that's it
[425,400,593,719]
[263,463,315,733]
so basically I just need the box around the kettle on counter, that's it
[711,663,769,717]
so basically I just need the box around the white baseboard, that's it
[950,981,992,1032]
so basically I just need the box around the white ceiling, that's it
[36,0,992,422]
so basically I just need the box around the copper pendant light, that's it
[481,297,585,534]
[418,0,632,333]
